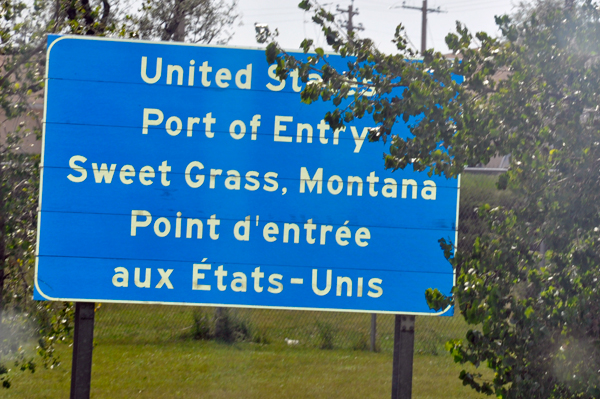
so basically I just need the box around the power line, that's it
[449,3,515,13]
[442,0,510,7]
[428,17,436,49]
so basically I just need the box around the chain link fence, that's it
[90,304,473,398]
[93,304,469,355]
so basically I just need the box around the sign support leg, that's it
[370,313,377,351]
[391,315,415,399]
[70,302,95,399]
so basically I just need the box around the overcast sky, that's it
[228,0,524,54]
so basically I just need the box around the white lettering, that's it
[300,167,322,193]
[112,267,129,287]
[193,263,211,291]
[235,64,252,89]
[131,210,152,236]
[312,269,332,296]
[142,108,164,135]
[67,155,87,182]
[185,161,205,188]
[155,269,174,289]
[141,57,162,84]
[274,115,293,142]
[368,278,383,298]
[92,163,117,183]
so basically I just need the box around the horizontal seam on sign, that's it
[41,122,403,144]
[36,254,455,275]
[45,76,409,96]
[39,165,461,189]
[37,209,458,232]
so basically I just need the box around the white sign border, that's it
[34,35,459,316]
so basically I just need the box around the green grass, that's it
[3,304,490,398]
[5,342,488,399]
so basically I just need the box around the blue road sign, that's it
[35,36,459,315]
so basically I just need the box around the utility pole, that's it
[395,1,446,54]
[336,0,364,36]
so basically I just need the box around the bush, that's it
[191,309,211,340]
[315,321,335,350]
[212,308,253,343]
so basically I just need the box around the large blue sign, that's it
[35,36,459,315]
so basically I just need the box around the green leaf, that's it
[298,0,311,11]
[265,43,280,64]
[524,306,534,319]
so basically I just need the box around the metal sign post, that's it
[70,302,95,399]
[370,313,377,351]
[391,315,416,399]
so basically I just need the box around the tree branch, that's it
[0,40,46,89]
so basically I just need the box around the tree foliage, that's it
[133,0,238,43]
[0,0,238,389]
[0,0,115,389]
[270,0,600,397]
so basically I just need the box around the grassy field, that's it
[5,341,488,399]
[3,303,490,398]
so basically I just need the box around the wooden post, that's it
[70,302,95,399]
[420,0,427,54]
[391,315,415,399]
[370,313,377,351]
